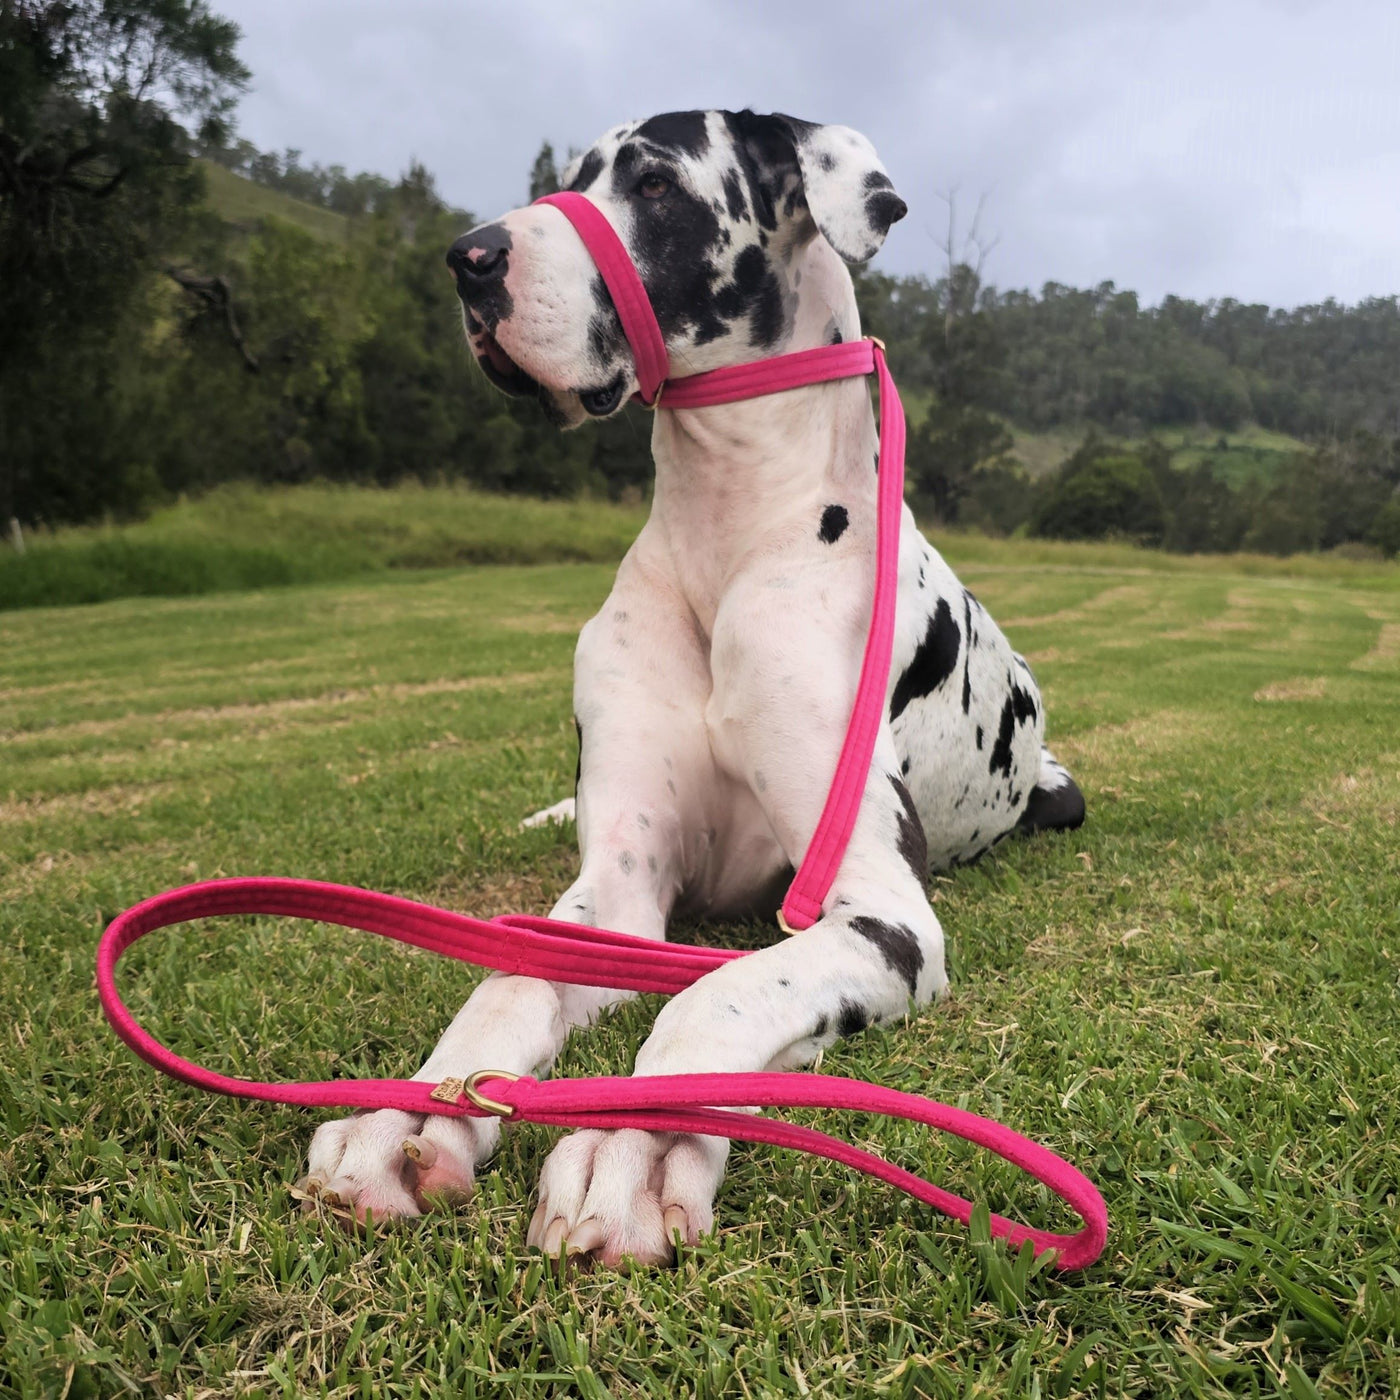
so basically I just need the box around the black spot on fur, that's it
[574,718,583,792]
[706,242,786,348]
[818,504,848,543]
[890,597,961,721]
[636,110,711,160]
[837,998,868,1037]
[586,275,626,364]
[828,324,844,345]
[988,698,1016,777]
[862,171,894,193]
[818,151,836,172]
[1011,679,1038,725]
[813,1014,829,1038]
[889,774,927,884]
[961,592,974,713]
[569,148,603,192]
[721,167,748,221]
[975,725,983,750]
[850,916,923,996]
[618,850,636,875]
[721,110,791,233]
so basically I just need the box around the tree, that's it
[905,400,1013,524]
[528,140,559,201]
[0,0,248,523]
[1370,496,1400,558]
[900,190,1024,525]
[1031,439,1167,546]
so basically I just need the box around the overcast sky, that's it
[215,0,1400,308]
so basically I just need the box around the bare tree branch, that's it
[164,266,260,372]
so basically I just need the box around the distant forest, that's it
[3,2,1398,557]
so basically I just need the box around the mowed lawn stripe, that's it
[0,547,1396,1398]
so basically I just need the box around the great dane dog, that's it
[299,109,1085,1265]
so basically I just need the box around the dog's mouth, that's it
[475,330,540,398]
[469,322,630,426]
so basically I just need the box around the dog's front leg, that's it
[531,765,945,1266]
[301,551,714,1224]
[533,567,946,1266]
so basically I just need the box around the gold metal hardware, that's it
[463,1068,521,1119]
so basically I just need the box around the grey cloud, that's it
[218,0,1400,306]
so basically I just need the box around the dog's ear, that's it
[771,116,907,263]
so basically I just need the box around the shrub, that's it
[1370,496,1400,558]
[1031,453,1166,545]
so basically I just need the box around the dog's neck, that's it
[647,239,880,630]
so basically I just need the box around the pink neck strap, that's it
[535,190,902,932]
[94,194,1108,1271]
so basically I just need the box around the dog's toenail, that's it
[401,1135,437,1167]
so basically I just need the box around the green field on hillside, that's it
[2,542,1396,1396]
[1006,421,1308,486]
[200,159,351,242]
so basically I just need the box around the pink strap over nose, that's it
[534,191,671,405]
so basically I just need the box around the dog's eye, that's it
[637,173,671,200]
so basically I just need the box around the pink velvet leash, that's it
[97,878,1107,1269]
[95,193,1109,1271]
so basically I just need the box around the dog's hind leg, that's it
[1016,746,1087,835]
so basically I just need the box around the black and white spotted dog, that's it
[299,110,1085,1264]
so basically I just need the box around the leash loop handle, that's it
[97,878,1107,1271]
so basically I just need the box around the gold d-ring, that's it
[463,1069,521,1119]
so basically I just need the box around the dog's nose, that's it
[446,226,511,291]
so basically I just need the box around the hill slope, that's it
[199,159,349,242]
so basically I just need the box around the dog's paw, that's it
[525,1128,726,1267]
[519,797,576,830]
[296,1109,480,1223]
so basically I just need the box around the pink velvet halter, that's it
[535,190,901,932]
[94,191,1108,1271]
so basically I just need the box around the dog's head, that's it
[447,110,906,426]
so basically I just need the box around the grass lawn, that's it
[0,484,648,611]
[1,541,1397,1397]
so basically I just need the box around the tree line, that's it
[853,260,1400,555]
[3,2,1397,558]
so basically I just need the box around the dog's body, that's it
[300,111,1083,1264]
